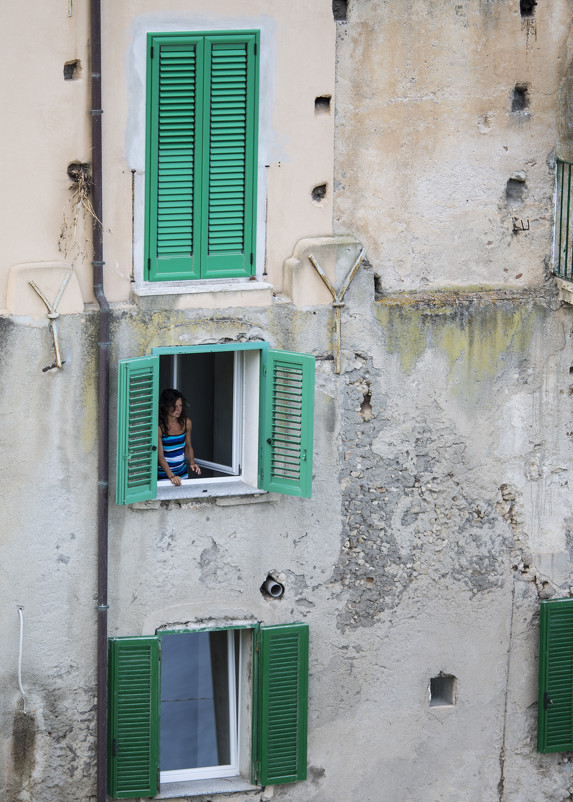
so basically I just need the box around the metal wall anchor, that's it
[28,272,71,369]
[308,248,366,373]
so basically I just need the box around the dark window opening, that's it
[159,351,239,479]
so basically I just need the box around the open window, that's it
[116,342,315,504]
[107,623,309,798]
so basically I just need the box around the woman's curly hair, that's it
[158,388,187,435]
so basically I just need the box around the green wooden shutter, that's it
[538,598,573,752]
[108,636,160,798]
[257,623,309,785]
[116,356,159,505]
[260,350,315,498]
[202,34,258,278]
[146,36,203,281]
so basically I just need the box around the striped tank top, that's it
[158,430,188,480]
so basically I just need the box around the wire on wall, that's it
[17,606,27,714]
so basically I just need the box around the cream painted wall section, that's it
[100,0,335,304]
[334,0,573,292]
[0,2,91,311]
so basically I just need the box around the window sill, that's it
[156,478,266,501]
[132,278,273,310]
[157,777,260,799]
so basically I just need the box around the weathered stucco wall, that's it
[5,1,573,801]
[334,0,573,292]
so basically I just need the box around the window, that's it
[116,343,315,504]
[145,31,259,282]
[107,623,309,798]
[537,598,573,752]
[553,158,573,282]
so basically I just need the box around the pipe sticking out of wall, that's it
[17,607,27,714]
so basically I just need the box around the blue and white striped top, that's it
[158,430,188,480]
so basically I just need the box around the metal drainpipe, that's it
[90,0,110,800]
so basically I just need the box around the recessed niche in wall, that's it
[520,0,536,17]
[63,60,80,80]
[429,674,456,707]
[332,0,348,21]
[511,83,529,112]
[315,95,332,116]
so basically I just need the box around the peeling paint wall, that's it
[4,1,573,801]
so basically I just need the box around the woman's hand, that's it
[190,462,201,475]
[169,474,182,486]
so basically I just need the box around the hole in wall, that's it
[332,0,348,21]
[315,95,332,115]
[359,389,373,421]
[312,184,327,204]
[429,674,457,707]
[506,177,526,207]
[511,83,529,112]
[63,60,80,80]
[520,0,536,16]
[67,161,91,186]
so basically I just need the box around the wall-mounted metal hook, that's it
[308,248,366,373]
[28,272,71,369]
[512,217,530,232]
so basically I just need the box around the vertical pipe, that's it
[89,0,110,800]
[558,161,564,276]
[565,163,572,280]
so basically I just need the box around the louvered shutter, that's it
[257,624,309,785]
[116,356,159,505]
[146,37,202,281]
[260,350,315,498]
[538,598,573,752]
[203,35,258,278]
[108,637,160,798]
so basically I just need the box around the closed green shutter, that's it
[260,350,315,498]
[538,598,573,752]
[146,31,258,281]
[108,637,160,798]
[257,624,309,785]
[116,356,159,505]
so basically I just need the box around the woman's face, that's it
[171,398,183,418]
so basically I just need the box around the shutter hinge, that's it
[250,252,253,266]
[151,46,154,58]
[544,691,554,710]
[112,738,118,756]
[148,257,151,272]
[254,43,257,56]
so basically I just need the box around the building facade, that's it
[4,1,573,800]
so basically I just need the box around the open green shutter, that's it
[257,623,309,785]
[260,350,315,498]
[203,34,258,278]
[146,36,203,281]
[538,598,573,752]
[116,356,159,505]
[108,636,160,798]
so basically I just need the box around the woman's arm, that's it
[157,426,182,486]
[185,418,201,475]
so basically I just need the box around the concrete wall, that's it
[4,1,573,801]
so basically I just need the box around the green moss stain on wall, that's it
[375,293,540,402]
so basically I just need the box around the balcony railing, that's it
[554,158,573,281]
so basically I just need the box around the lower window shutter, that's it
[538,598,573,752]
[108,636,160,798]
[260,350,315,498]
[116,356,159,505]
[257,623,309,785]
